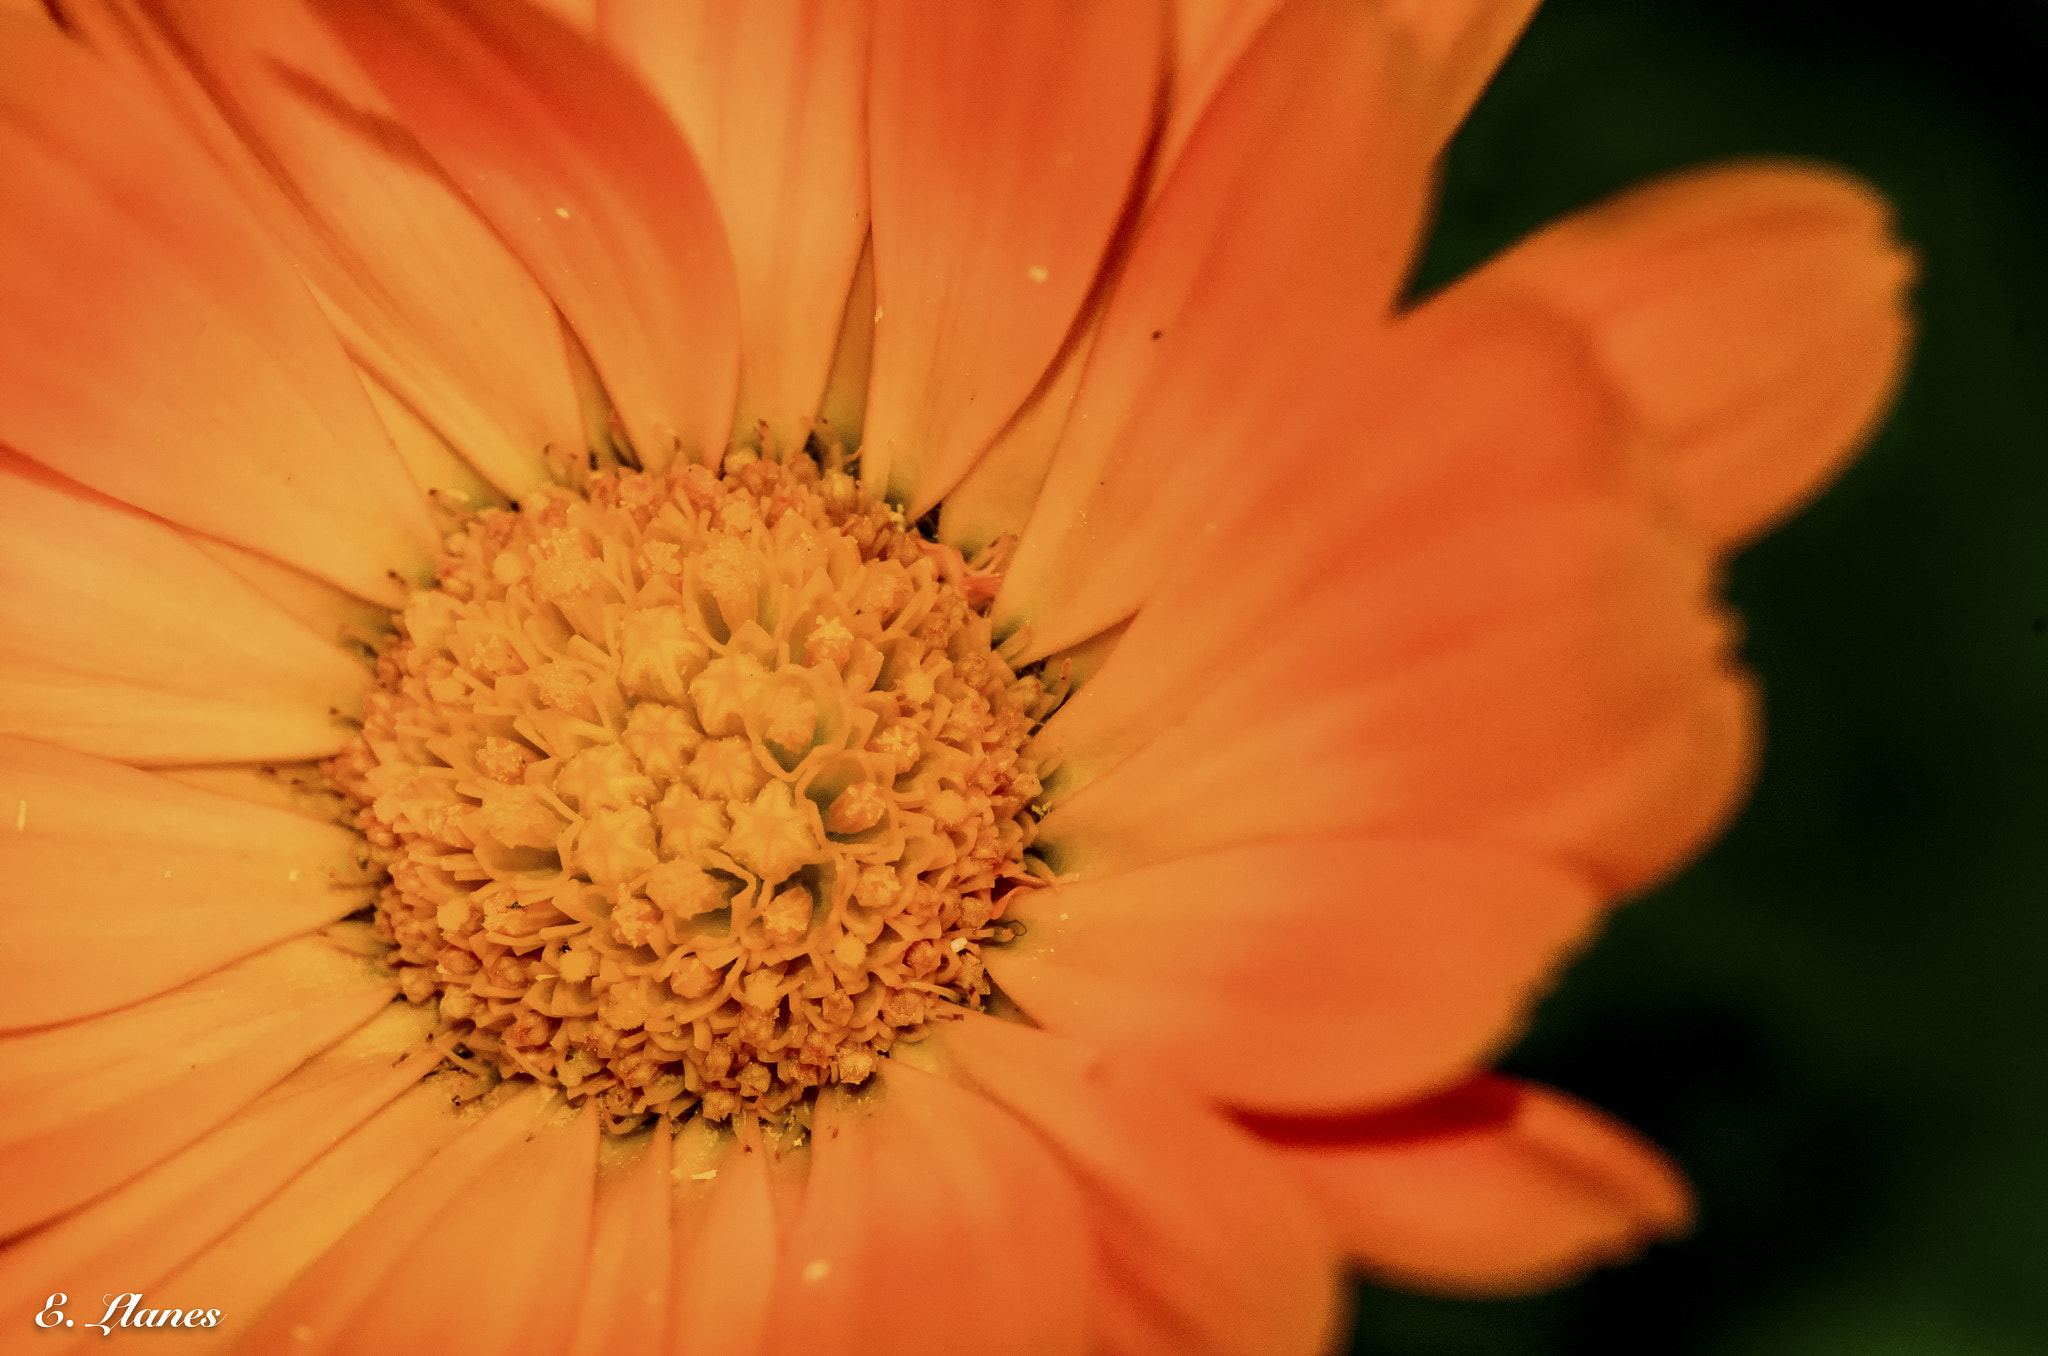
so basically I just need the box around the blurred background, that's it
[1349,1,2048,1352]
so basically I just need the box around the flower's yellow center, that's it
[326,450,1053,1132]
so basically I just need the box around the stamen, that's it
[326,445,1051,1132]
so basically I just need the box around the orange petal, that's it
[234,1090,594,1355]
[1037,500,1737,896]
[320,0,741,471]
[761,1062,1089,1356]
[995,0,1436,661]
[70,0,585,499]
[1387,0,1542,147]
[569,1126,671,1356]
[0,1006,436,1339]
[671,1119,780,1356]
[988,837,1600,1112]
[155,1076,482,1352]
[941,1015,1341,1356]
[859,0,1162,512]
[1464,163,1914,548]
[1160,0,1288,182]
[0,937,395,1239]
[0,16,435,607]
[0,737,377,1030]
[0,454,367,766]
[605,0,870,456]
[1248,1076,1693,1296]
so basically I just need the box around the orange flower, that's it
[0,1,1910,1353]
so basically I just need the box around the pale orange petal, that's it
[320,0,740,471]
[1463,163,1914,548]
[988,838,1600,1112]
[1037,501,1736,894]
[569,1126,671,1356]
[941,1015,1341,1356]
[231,1089,591,1355]
[68,0,584,498]
[0,454,367,766]
[670,1120,779,1356]
[0,1007,435,1343]
[0,738,376,1029]
[1252,1077,1693,1296]
[0,15,435,608]
[859,0,1162,513]
[1387,0,1541,147]
[1160,0,1288,181]
[605,0,871,455]
[761,1063,1089,1356]
[995,0,1435,661]
[0,938,395,1238]
[156,1078,481,1353]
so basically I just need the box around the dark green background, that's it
[1351,1,2048,1352]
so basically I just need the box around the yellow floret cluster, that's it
[325,448,1053,1131]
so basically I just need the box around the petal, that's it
[0,937,396,1239]
[940,1015,1341,1356]
[670,1119,780,1356]
[0,16,435,607]
[1249,1076,1693,1296]
[761,1062,1089,1356]
[1386,0,1542,147]
[1036,501,1741,894]
[568,1126,671,1356]
[1464,163,1914,548]
[154,1076,482,1351]
[995,0,1437,661]
[320,0,741,471]
[73,0,586,498]
[0,1006,436,1337]
[0,453,368,766]
[605,0,871,456]
[233,1089,594,1355]
[988,838,1601,1112]
[0,737,376,1030]
[859,0,1163,512]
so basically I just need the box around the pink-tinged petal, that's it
[68,0,584,499]
[569,1126,671,1356]
[320,0,740,471]
[233,1089,593,1355]
[0,1006,436,1348]
[941,1015,1341,1356]
[860,0,1163,512]
[604,0,871,455]
[995,0,1436,661]
[0,738,375,1030]
[1248,1077,1693,1296]
[1036,501,1739,895]
[0,937,395,1239]
[1463,163,1914,548]
[0,16,435,607]
[670,1119,779,1356]
[989,838,1600,1113]
[156,1077,482,1353]
[761,1062,1089,1356]
[1387,0,1541,147]
[0,454,367,766]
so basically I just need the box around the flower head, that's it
[0,0,1910,1351]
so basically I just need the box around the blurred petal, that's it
[761,1063,1088,1356]
[0,453,367,766]
[0,938,395,1238]
[1387,0,1541,147]
[0,15,436,606]
[989,838,1600,1112]
[321,0,740,471]
[1250,1077,1693,1296]
[1464,163,1915,547]
[569,1126,671,1356]
[0,737,374,1030]
[996,0,1435,660]
[670,1119,779,1356]
[606,0,871,455]
[860,0,1162,512]
[941,1015,1340,1356]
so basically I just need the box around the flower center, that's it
[326,448,1053,1132]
